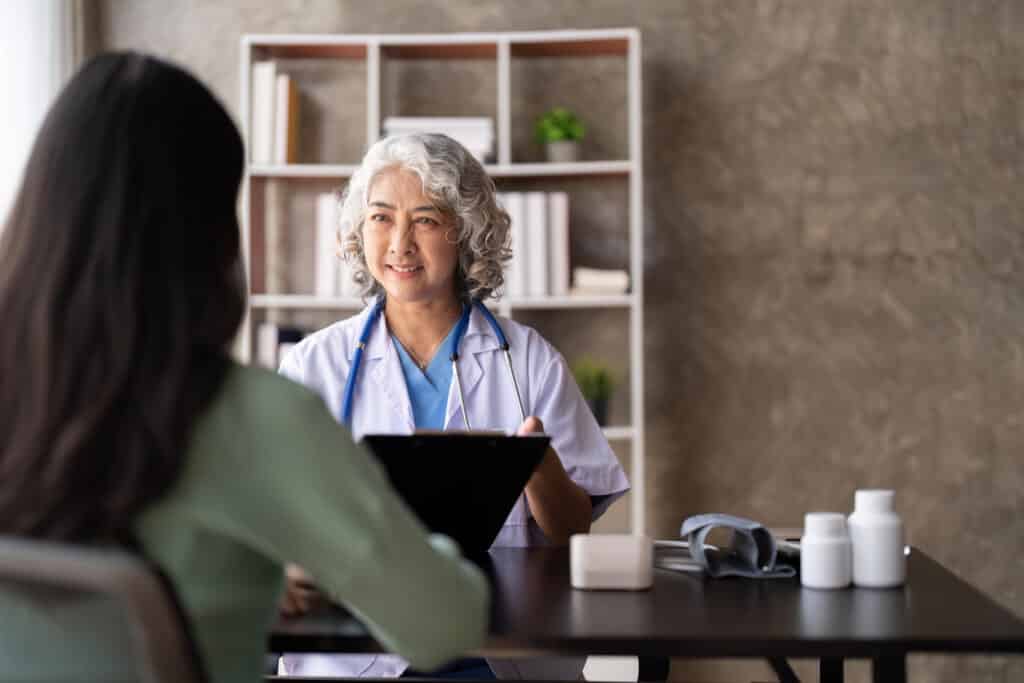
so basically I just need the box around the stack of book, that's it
[250,61,300,164]
[496,192,571,298]
[382,117,493,163]
[315,193,360,299]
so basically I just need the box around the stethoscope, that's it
[341,296,527,429]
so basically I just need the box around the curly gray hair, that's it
[337,132,511,302]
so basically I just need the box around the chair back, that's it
[0,536,205,683]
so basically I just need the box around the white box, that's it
[570,534,653,591]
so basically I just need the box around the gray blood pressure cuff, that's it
[679,513,796,579]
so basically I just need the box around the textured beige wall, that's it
[98,2,1023,681]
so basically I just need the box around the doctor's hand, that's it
[279,563,326,617]
[517,416,593,544]
[517,416,545,435]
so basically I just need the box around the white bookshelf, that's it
[240,28,645,534]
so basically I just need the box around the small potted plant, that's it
[572,357,614,426]
[534,106,585,163]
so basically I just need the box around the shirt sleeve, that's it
[278,342,306,384]
[200,382,490,672]
[529,345,630,520]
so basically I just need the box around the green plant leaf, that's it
[571,357,614,401]
[534,107,585,144]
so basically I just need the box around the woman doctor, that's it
[278,132,629,679]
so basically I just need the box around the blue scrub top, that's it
[393,322,459,430]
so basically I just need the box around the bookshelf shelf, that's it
[240,28,645,535]
[244,29,632,60]
[506,294,634,310]
[602,426,634,441]
[251,294,635,311]
[249,164,360,178]
[251,295,364,310]
[247,161,632,180]
[489,161,633,177]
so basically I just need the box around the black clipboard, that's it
[362,433,549,554]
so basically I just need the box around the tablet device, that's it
[362,433,549,554]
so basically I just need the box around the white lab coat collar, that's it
[444,303,504,427]
[461,301,505,353]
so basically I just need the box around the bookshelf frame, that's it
[240,28,645,534]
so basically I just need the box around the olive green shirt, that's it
[134,364,489,683]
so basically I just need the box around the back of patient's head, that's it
[0,52,245,542]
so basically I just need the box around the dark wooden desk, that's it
[270,547,1024,683]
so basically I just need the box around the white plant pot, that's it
[546,141,579,163]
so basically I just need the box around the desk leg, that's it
[871,656,906,683]
[637,655,670,682]
[820,658,843,683]
[767,658,799,683]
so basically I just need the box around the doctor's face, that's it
[362,168,460,305]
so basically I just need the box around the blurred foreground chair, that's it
[0,535,205,683]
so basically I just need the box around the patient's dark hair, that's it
[0,52,245,541]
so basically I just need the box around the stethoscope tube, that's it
[340,297,384,427]
[341,297,527,430]
[473,300,528,426]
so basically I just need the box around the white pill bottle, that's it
[848,489,905,588]
[800,512,852,589]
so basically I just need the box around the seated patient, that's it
[0,52,488,683]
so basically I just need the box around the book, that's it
[250,61,276,164]
[548,192,570,297]
[336,247,361,299]
[524,192,548,297]
[572,267,630,294]
[256,321,278,369]
[316,193,340,297]
[500,192,527,298]
[264,181,288,299]
[273,73,299,164]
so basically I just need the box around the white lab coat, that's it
[278,302,630,679]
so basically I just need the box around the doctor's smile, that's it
[387,264,423,274]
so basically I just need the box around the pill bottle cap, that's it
[854,489,895,515]
[803,512,848,538]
